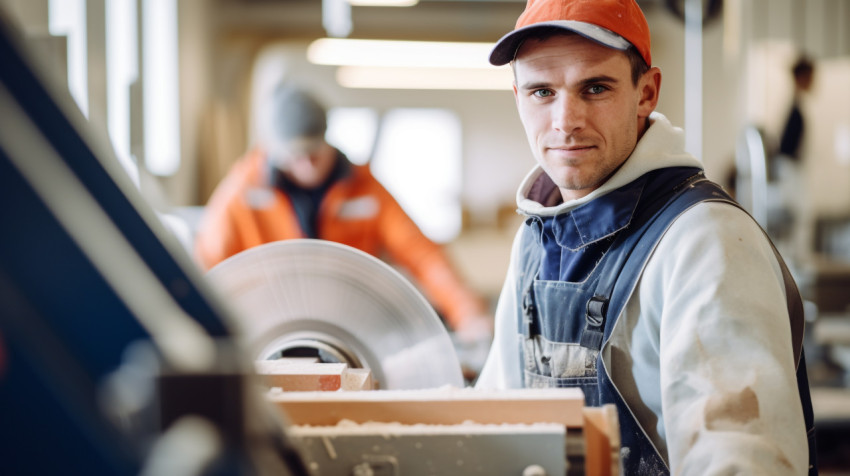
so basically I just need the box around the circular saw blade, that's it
[206,239,464,389]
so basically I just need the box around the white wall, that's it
[804,57,850,217]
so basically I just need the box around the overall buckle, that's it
[580,295,608,350]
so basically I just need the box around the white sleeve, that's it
[651,202,808,475]
[475,225,525,390]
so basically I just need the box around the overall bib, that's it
[516,167,817,475]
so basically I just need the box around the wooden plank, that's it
[255,360,347,391]
[269,387,585,427]
[255,360,374,392]
[341,368,373,391]
[583,404,620,476]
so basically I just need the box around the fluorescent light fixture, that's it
[348,0,419,5]
[336,66,512,90]
[308,38,496,69]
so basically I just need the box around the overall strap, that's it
[517,218,543,337]
[578,173,817,475]
[579,171,708,349]
[578,174,805,368]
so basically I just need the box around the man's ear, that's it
[637,67,662,118]
[512,82,519,105]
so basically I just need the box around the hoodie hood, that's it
[516,112,702,217]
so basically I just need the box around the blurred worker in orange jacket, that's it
[194,83,493,374]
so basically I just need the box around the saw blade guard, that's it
[206,239,465,389]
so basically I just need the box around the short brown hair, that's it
[625,45,650,85]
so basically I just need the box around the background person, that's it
[194,83,493,376]
[770,55,817,263]
[778,55,815,163]
[475,0,815,474]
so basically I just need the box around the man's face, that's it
[269,138,337,189]
[513,34,658,201]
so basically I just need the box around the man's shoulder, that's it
[666,176,737,212]
[651,177,750,243]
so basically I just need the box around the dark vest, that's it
[515,167,817,475]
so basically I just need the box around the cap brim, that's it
[489,20,633,66]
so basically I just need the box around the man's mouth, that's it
[549,144,595,156]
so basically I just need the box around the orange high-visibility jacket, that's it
[194,148,485,329]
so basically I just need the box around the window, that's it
[326,107,379,166]
[328,107,463,243]
[141,0,180,176]
[49,0,179,180]
[106,0,139,184]
[49,0,87,117]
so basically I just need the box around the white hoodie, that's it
[477,113,808,475]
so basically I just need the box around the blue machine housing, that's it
[0,9,301,476]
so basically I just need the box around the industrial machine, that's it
[0,8,617,475]
[205,239,465,391]
[205,240,618,475]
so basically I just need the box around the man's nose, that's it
[552,95,585,134]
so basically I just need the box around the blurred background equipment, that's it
[0,8,308,475]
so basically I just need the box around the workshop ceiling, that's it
[210,0,537,42]
[211,0,669,43]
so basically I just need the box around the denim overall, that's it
[516,167,817,475]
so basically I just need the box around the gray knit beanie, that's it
[269,84,327,142]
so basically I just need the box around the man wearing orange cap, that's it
[476,0,816,474]
[194,83,493,375]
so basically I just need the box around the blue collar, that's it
[547,177,646,251]
[525,167,703,282]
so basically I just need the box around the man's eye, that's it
[587,85,608,95]
[532,89,553,98]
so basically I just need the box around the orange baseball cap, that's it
[489,0,651,67]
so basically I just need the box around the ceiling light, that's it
[348,0,419,5]
[336,66,512,90]
[308,38,496,69]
